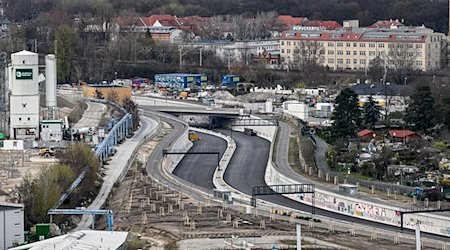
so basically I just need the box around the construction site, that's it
[103,122,439,250]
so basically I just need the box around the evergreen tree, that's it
[330,88,361,141]
[405,85,435,133]
[362,95,382,128]
[55,25,76,83]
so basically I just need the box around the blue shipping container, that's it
[155,74,207,90]
[221,75,240,89]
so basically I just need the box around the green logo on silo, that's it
[16,69,33,80]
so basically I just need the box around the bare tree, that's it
[386,43,417,84]
[290,41,325,82]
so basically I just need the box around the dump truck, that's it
[244,128,257,136]
[188,131,200,141]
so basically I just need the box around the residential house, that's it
[350,83,409,115]
[388,129,419,143]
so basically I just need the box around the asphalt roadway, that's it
[141,108,448,240]
[173,132,227,190]
[212,127,447,241]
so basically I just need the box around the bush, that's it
[17,165,75,228]
[56,143,100,204]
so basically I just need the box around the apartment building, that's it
[280,24,445,71]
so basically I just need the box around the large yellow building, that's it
[82,84,132,104]
[280,21,445,72]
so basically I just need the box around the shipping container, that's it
[154,73,207,90]
[220,75,240,89]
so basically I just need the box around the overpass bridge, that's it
[143,105,243,117]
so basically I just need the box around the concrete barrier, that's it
[258,121,450,237]
[164,129,193,173]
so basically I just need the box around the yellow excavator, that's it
[188,131,200,142]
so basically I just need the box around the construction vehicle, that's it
[39,146,60,158]
[244,128,257,136]
[189,131,200,142]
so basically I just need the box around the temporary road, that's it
[76,116,158,230]
[173,132,227,190]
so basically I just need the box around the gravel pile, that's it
[211,90,236,100]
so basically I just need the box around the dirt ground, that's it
[0,152,57,202]
[105,128,439,250]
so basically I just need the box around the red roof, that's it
[276,15,306,28]
[177,16,209,34]
[131,14,180,27]
[388,130,416,138]
[357,129,374,138]
[304,20,342,30]
[281,30,426,43]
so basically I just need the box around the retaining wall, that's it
[240,117,450,237]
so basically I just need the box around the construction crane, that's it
[48,209,114,231]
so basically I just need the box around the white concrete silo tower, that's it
[9,50,40,138]
[45,54,58,119]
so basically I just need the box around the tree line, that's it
[330,83,450,142]
[5,0,449,33]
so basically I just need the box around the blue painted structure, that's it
[48,209,114,231]
[154,73,207,90]
[221,75,240,89]
[54,99,133,209]
[90,99,133,165]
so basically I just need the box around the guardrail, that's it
[263,121,450,238]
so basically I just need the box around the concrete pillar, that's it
[318,170,322,178]
[425,198,429,207]
[413,195,417,205]
[269,213,275,222]
[328,221,335,232]
[370,228,378,241]
[168,204,173,213]
[394,232,400,244]
[218,209,223,219]
[308,218,315,228]
[334,176,338,185]
[226,214,232,223]
[344,178,347,184]
[233,219,239,228]
[159,207,165,217]
[260,220,266,229]
[326,173,330,182]
[387,188,390,198]
[371,185,375,194]
[141,211,147,225]
[394,191,397,200]
[190,220,196,230]
[308,167,313,175]
[437,200,441,209]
